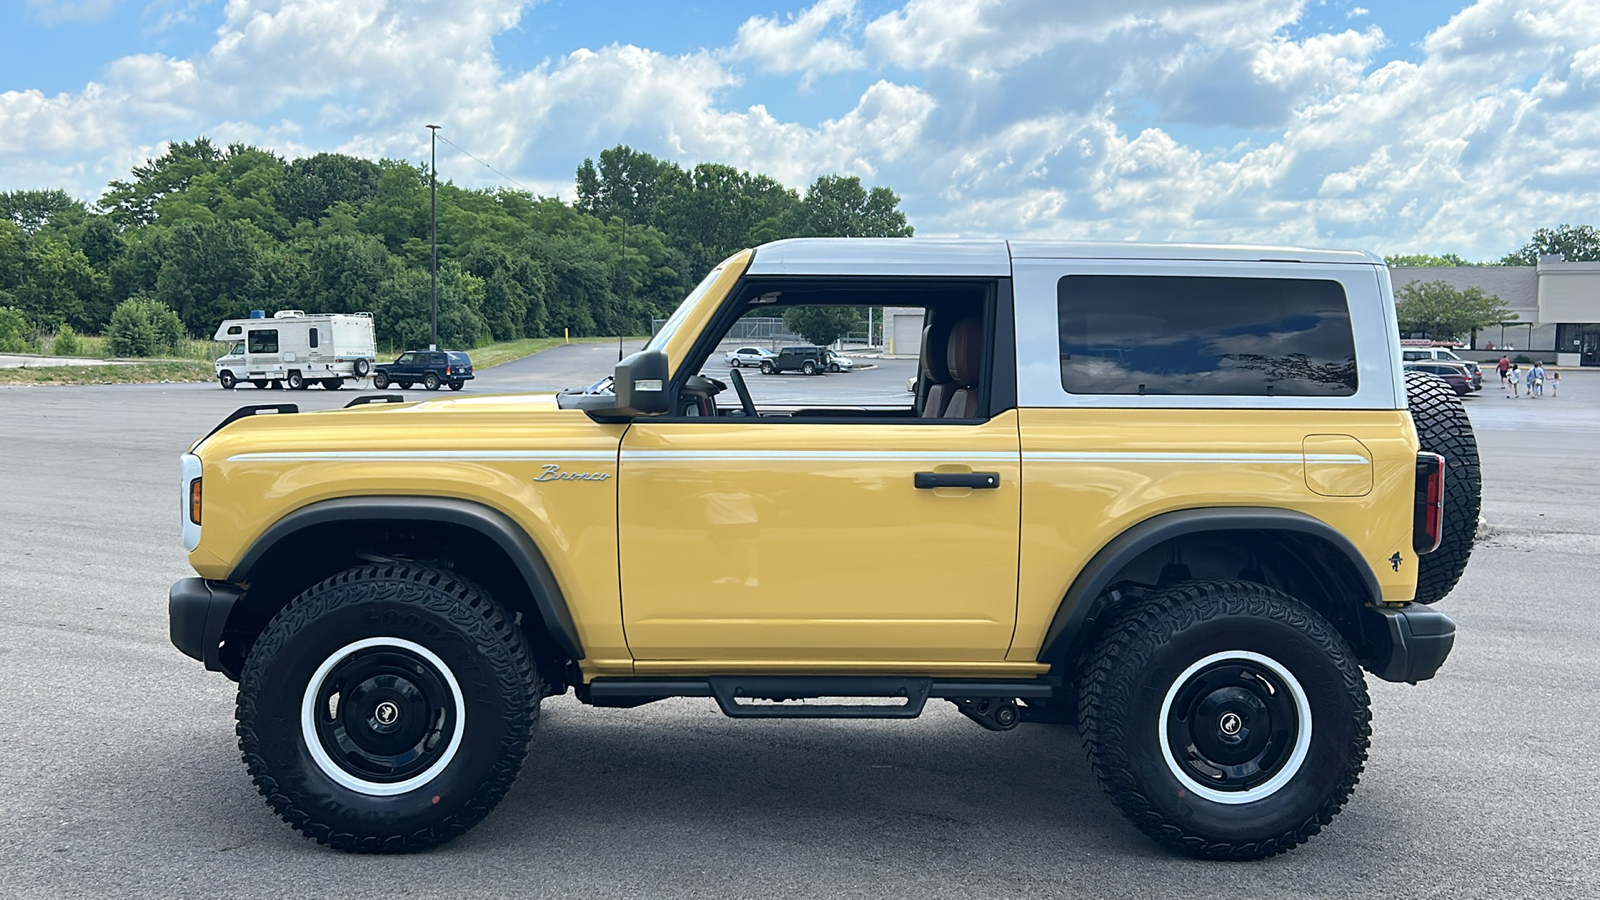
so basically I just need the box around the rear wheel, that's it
[218,371,237,390]
[1405,370,1481,603]
[372,371,390,389]
[423,373,441,391]
[802,360,818,376]
[236,565,539,853]
[1079,580,1370,860]
[286,371,305,390]
[759,361,775,375]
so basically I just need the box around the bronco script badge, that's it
[533,464,611,482]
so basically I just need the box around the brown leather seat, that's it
[918,321,954,417]
[941,318,983,418]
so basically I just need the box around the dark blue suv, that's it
[371,350,474,391]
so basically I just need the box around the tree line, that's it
[0,139,912,354]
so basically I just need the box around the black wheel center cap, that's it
[374,700,401,726]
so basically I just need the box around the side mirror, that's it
[611,350,671,416]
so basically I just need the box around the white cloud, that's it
[1348,6,1369,19]
[730,0,864,86]
[1,0,1598,260]
[24,0,121,25]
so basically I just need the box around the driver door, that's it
[616,414,1022,666]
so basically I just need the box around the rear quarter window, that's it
[1057,275,1358,396]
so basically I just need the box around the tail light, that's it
[1413,452,1445,554]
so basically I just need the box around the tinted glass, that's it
[1057,275,1357,396]
[248,330,278,353]
[397,352,415,364]
[309,327,319,348]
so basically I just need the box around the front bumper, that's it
[169,577,243,675]
[1360,604,1456,683]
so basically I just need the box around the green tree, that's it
[1394,280,1516,341]
[275,152,383,224]
[102,138,227,227]
[155,220,271,333]
[793,175,914,238]
[783,306,859,345]
[0,306,30,352]
[1385,253,1477,267]
[575,145,678,226]
[1502,224,1600,265]
[300,233,396,314]
[52,324,83,356]
[1,189,87,235]
[18,241,111,331]
[106,296,186,357]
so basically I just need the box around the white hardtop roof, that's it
[748,238,1379,276]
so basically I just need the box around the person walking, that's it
[1529,361,1546,398]
[1507,363,1520,398]
[1497,354,1511,389]
[1552,370,1560,397]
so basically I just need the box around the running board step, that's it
[583,676,1055,719]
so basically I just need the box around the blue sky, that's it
[3,1,1598,260]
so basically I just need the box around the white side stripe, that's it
[619,450,1018,463]
[229,450,617,462]
[1025,451,1369,465]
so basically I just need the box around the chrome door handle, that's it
[914,472,1000,490]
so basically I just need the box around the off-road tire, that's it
[236,564,539,853]
[1405,370,1481,603]
[424,373,441,391]
[219,371,237,390]
[1078,580,1371,860]
[760,361,775,374]
[373,371,390,389]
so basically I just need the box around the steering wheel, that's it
[728,367,758,418]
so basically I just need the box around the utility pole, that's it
[426,124,440,350]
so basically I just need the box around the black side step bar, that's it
[583,676,1055,719]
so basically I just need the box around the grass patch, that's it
[30,332,225,361]
[464,335,633,370]
[0,361,214,385]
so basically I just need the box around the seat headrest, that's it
[919,322,952,383]
[945,318,982,387]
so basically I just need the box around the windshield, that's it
[645,258,735,353]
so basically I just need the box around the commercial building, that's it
[1390,256,1600,366]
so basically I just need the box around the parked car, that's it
[824,349,854,372]
[372,350,474,391]
[759,346,826,375]
[1402,346,1482,385]
[725,346,776,367]
[1405,361,1476,395]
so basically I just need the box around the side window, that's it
[309,328,319,349]
[397,352,415,364]
[1057,275,1357,396]
[1403,351,1425,361]
[248,329,279,353]
[227,325,242,335]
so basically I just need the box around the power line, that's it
[433,132,536,195]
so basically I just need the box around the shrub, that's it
[0,306,31,353]
[51,324,83,356]
[107,296,186,357]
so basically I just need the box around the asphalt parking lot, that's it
[1,361,1597,899]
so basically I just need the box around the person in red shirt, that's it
[1497,354,1511,389]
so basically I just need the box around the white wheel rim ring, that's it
[300,636,467,796]
[1157,649,1313,805]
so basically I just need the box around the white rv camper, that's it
[212,311,377,390]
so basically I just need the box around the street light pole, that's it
[426,124,440,350]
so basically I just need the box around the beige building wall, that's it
[1537,260,1600,323]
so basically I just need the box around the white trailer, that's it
[212,311,377,390]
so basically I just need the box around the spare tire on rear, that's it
[1405,370,1481,603]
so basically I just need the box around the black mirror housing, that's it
[612,350,671,416]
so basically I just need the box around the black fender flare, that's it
[1036,507,1381,664]
[229,496,584,659]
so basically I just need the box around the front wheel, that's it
[237,565,539,853]
[372,371,390,389]
[423,373,441,391]
[218,371,237,390]
[759,361,774,375]
[1079,580,1370,860]
[801,360,817,376]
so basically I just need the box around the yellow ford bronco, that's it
[170,239,1477,858]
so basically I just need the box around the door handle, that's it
[914,472,1000,490]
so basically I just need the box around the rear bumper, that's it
[1359,604,1456,683]
[169,577,242,674]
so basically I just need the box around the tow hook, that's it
[952,697,1020,731]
